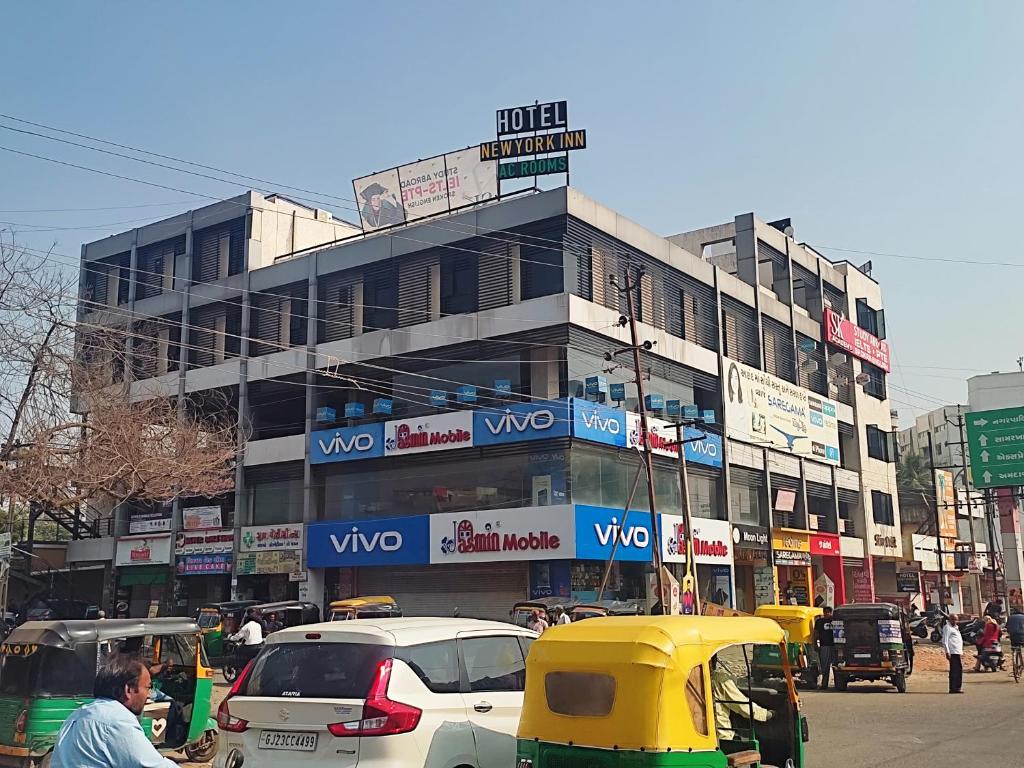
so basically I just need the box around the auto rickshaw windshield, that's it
[0,644,95,697]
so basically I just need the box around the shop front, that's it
[662,516,734,607]
[174,529,234,614]
[809,532,845,606]
[307,506,572,621]
[573,505,659,604]
[114,534,172,617]
[840,535,872,603]
[732,523,772,613]
[236,523,304,602]
[772,528,812,606]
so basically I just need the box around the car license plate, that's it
[258,731,318,751]
[853,653,871,659]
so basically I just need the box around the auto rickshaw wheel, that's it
[184,731,219,762]
[893,673,907,694]
[834,672,848,691]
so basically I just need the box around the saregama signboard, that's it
[724,358,840,465]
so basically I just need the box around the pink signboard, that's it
[824,308,891,373]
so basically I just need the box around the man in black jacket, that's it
[814,606,836,689]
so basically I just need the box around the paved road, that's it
[183,667,1024,767]
[803,668,1024,768]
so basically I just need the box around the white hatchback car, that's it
[214,617,536,768]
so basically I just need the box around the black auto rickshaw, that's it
[0,618,219,765]
[570,599,643,621]
[196,600,256,663]
[510,598,577,627]
[832,602,910,693]
[252,600,320,631]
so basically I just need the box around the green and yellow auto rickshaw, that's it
[196,600,256,663]
[517,615,809,768]
[327,595,403,621]
[753,605,823,689]
[0,618,219,766]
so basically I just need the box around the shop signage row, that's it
[176,553,231,576]
[240,523,303,552]
[724,358,840,466]
[310,399,722,469]
[305,505,733,569]
[115,534,172,567]
[175,529,234,556]
[236,550,301,576]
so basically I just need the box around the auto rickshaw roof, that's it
[541,614,785,658]
[512,597,578,610]
[253,600,318,612]
[754,604,823,621]
[832,602,902,619]
[329,596,398,608]
[199,600,257,612]
[7,618,202,649]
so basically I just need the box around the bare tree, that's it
[0,238,238,520]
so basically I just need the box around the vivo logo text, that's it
[330,526,403,554]
[318,432,375,455]
[485,409,555,435]
[582,412,621,434]
[594,518,650,548]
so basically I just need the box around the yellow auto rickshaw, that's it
[327,595,403,621]
[753,605,823,688]
[517,616,809,768]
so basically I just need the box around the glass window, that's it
[861,362,887,400]
[243,642,392,698]
[544,672,615,716]
[440,256,478,316]
[871,490,895,526]
[251,479,304,524]
[685,664,709,736]
[866,426,893,462]
[570,446,681,515]
[730,482,765,527]
[398,640,460,694]
[520,244,563,301]
[689,473,722,520]
[462,636,526,692]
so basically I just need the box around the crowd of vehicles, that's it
[3,592,1016,768]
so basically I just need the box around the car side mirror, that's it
[800,715,810,743]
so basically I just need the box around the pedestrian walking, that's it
[552,605,571,626]
[941,613,964,693]
[814,606,836,689]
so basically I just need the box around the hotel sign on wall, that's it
[824,308,891,373]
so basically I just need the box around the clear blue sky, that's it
[1,2,1021,423]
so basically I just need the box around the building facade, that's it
[74,186,902,619]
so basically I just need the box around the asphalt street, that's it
[802,668,1024,768]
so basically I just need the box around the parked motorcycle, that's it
[908,613,930,639]
[959,617,984,645]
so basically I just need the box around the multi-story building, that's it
[897,405,967,476]
[71,185,902,619]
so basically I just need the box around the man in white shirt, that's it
[228,610,264,668]
[941,614,964,694]
[552,605,572,626]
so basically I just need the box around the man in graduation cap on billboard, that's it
[359,180,404,229]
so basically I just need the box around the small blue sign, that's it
[571,399,627,448]
[702,409,716,424]
[574,505,656,562]
[475,399,571,447]
[683,404,699,420]
[307,515,430,568]
[310,423,385,464]
[666,400,681,418]
[799,337,818,353]
[585,376,608,396]
[645,393,665,411]
[494,379,513,397]
[529,560,572,600]
[825,445,840,462]
[457,385,478,404]
[372,398,393,416]
[344,402,365,419]
[430,390,448,408]
[315,407,336,424]
[609,382,626,402]
[682,426,723,469]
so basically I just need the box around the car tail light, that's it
[327,658,421,738]
[216,659,255,733]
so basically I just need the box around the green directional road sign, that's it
[965,405,1024,488]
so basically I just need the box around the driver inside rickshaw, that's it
[710,654,773,740]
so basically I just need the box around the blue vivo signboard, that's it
[571,399,627,448]
[474,400,571,446]
[310,423,385,464]
[574,505,655,562]
[306,516,430,567]
[680,425,723,469]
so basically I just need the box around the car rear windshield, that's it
[243,642,393,699]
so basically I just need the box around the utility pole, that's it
[672,421,699,614]
[926,432,947,606]
[953,406,981,612]
[609,269,665,612]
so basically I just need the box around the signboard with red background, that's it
[810,533,840,557]
[824,308,891,373]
